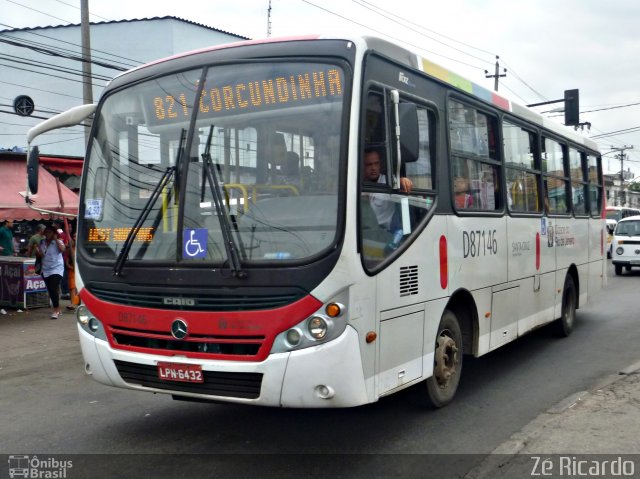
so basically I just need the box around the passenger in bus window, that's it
[454,176,474,209]
[363,149,412,229]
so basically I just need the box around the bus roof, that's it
[108,33,599,153]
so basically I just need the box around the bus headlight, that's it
[285,328,302,347]
[308,316,328,339]
[270,290,349,354]
[76,305,90,325]
[616,247,624,255]
[76,304,106,340]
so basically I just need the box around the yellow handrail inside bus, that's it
[223,184,249,212]
[161,187,178,232]
[251,184,299,201]
[221,184,299,213]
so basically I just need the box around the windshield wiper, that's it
[201,125,247,278]
[113,129,184,276]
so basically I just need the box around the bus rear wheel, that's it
[554,275,576,337]
[424,310,463,408]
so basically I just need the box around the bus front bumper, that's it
[78,324,369,408]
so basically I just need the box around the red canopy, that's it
[40,156,84,176]
[0,157,79,221]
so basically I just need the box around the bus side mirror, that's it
[398,103,419,163]
[27,145,40,195]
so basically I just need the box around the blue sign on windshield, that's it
[183,228,207,259]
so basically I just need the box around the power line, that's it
[581,102,640,114]
[300,0,488,71]
[0,80,84,100]
[0,109,50,120]
[352,0,494,65]
[0,25,142,69]
[0,37,129,72]
[590,126,640,140]
[6,0,74,25]
[0,61,107,88]
[53,0,112,22]
[0,53,113,81]
[356,0,496,57]
[498,59,548,102]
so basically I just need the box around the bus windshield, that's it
[81,61,347,265]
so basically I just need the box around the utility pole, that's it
[485,56,507,91]
[610,145,633,205]
[80,0,93,145]
[266,0,272,38]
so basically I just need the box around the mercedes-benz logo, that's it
[171,319,188,340]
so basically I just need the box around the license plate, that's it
[157,362,204,383]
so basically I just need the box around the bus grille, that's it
[114,360,262,399]
[88,285,303,311]
[110,325,264,357]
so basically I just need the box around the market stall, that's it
[0,153,78,221]
[0,256,49,309]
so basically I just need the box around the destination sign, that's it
[87,227,154,243]
[142,63,344,127]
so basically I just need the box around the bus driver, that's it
[363,149,412,230]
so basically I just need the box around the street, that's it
[1,262,639,478]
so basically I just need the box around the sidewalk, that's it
[0,299,77,321]
[466,360,640,478]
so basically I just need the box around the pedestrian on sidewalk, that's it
[52,221,71,300]
[0,220,15,256]
[26,223,46,257]
[36,225,66,319]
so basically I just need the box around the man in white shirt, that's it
[363,149,412,230]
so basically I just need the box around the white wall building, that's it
[0,17,247,156]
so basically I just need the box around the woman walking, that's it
[37,225,66,319]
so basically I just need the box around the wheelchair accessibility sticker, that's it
[183,228,207,259]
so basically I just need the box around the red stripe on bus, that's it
[536,232,540,270]
[439,235,448,289]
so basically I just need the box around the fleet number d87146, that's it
[463,229,498,258]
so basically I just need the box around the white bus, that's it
[26,34,605,408]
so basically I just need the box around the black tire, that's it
[424,309,463,408]
[614,264,622,276]
[625,265,632,272]
[553,275,577,337]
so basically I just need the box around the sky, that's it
[2,0,640,177]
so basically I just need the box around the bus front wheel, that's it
[553,275,577,337]
[424,309,463,408]
[614,264,622,276]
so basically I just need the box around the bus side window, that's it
[360,94,434,271]
[448,100,501,212]
[503,122,541,214]
[542,137,569,214]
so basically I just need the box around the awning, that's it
[40,156,83,176]
[0,157,79,221]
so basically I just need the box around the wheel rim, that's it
[433,331,459,389]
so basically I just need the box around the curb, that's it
[464,359,640,478]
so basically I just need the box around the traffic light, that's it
[564,89,579,126]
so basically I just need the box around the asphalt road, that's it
[1,262,638,478]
